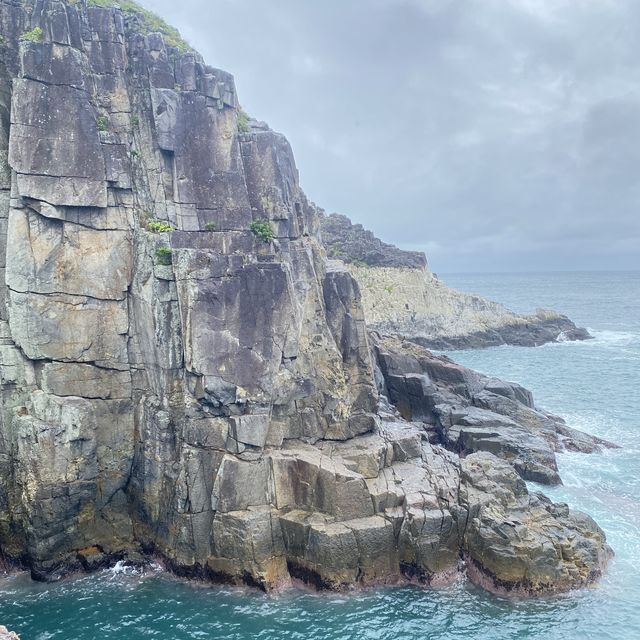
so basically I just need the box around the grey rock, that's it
[39,362,132,399]
[228,414,270,448]
[372,334,614,485]
[460,453,612,595]
[9,79,107,207]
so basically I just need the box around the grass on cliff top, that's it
[87,0,191,53]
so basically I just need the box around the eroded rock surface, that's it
[372,333,616,486]
[0,0,610,596]
[321,212,427,269]
[460,453,611,595]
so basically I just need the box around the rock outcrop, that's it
[320,213,592,349]
[0,626,19,640]
[372,333,616,486]
[321,212,427,269]
[0,0,610,596]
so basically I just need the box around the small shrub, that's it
[0,35,6,47]
[352,259,369,268]
[155,246,172,266]
[21,27,43,43]
[250,219,275,243]
[130,115,140,127]
[96,116,109,132]
[146,220,175,233]
[204,222,217,231]
[237,109,250,134]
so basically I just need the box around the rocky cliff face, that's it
[321,213,592,349]
[0,0,611,595]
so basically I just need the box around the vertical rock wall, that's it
[0,0,377,580]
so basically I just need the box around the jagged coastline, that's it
[321,213,592,349]
[0,0,611,598]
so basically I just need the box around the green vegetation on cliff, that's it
[87,0,191,52]
[155,246,173,265]
[250,219,275,243]
[96,115,109,132]
[237,109,251,133]
[20,27,43,42]
[145,220,175,233]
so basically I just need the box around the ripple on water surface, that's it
[1,569,638,640]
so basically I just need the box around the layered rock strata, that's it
[321,213,591,349]
[0,0,610,596]
[371,333,616,486]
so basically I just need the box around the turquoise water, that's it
[1,271,639,640]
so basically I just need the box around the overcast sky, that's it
[146,0,640,273]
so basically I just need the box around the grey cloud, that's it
[146,0,640,272]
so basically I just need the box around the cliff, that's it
[321,213,591,349]
[0,0,610,595]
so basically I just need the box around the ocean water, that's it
[1,271,639,640]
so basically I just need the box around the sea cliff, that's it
[0,0,610,595]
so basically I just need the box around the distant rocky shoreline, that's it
[321,213,593,350]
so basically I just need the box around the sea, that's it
[1,271,638,640]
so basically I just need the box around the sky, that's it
[145,0,640,273]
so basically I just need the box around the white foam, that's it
[106,559,164,582]
[590,329,640,346]
[108,560,141,578]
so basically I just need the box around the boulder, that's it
[460,453,612,595]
